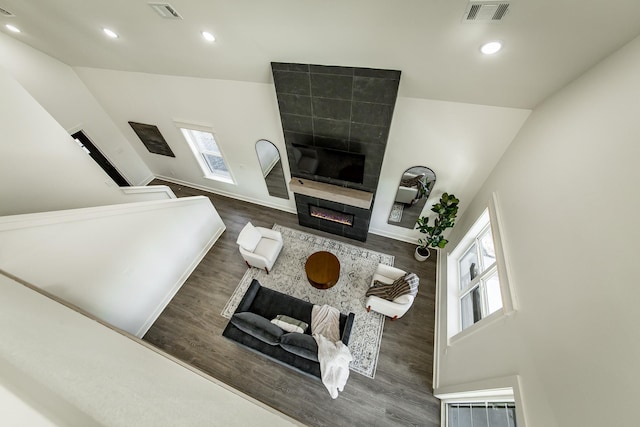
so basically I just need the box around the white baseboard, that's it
[154,175,298,215]
[368,226,420,245]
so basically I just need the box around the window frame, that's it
[446,401,517,427]
[175,121,235,184]
[457,222,501,330]
[435,375,527,427]
[446,193,516,342]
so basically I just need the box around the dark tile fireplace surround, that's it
[271,62,401,241]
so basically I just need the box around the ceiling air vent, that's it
[0,7,15,17]
[463,1,510,22]
[148,2,183,19]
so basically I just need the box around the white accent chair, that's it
[236,222,284,274]
[365,264,416,320]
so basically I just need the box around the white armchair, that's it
[365,264,417,320]
[236,222,283,274]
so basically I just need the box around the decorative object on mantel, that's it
[414,192,460,261]
[128,121,175,157]
[222,224,393,378]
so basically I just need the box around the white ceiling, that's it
[2,0,640,109]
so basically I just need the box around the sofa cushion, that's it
[279,332,318,362]
[230,312,283,346]
[236,222,262,252]
[271,315,308,334]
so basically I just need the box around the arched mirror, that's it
[387,166,436,228]
[256,139,289,199]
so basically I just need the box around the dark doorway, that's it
[71,130,129,187]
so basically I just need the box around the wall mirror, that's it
[387,166,436,228]
[256,139,289,199]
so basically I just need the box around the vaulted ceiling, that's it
[2,0,640,109]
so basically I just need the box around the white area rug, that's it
[388,202,404,222]
[221,224,394,379]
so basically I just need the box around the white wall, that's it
[0,32,152,186]
[0,66,164,216]
[74,67,297,213]
[371,97,530,242]
[435,35,640,427]
[0,197,225,338]
[0,384,59,427]
[0,274,297,427]
[75,67,531,238]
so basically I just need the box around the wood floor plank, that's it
[143,179,441,426]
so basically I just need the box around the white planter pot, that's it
[414,247,430,262]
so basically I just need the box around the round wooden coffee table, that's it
[305,251,340,290]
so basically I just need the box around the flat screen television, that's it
[291,144,365,184]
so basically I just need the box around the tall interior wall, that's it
[435,34,640,427]
[0,65,151,216]
[0,32,152,189]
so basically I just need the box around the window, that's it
[458,222,502,330]
[178,124,234,183]
[447,402,517,427]
[435,376,523,427]
[447,196,515,338]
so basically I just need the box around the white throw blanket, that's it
[311,304,353,399]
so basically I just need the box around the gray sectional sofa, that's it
[222,279,355,379]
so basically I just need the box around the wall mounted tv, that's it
[291,144,365,184]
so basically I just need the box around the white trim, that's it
[154,175,297,214]
[445,192,517,341]
[367,226,421,244]
[488,192,518,312]
[433,248,445,389]
[122,185,176,199]
[0,196,213,230]
[67,127,133,185]
[174,121,237,185]
[448,307,505,345]
[435,375,527,427]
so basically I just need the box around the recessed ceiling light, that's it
[480,41,502,55]
[5,24,21,33]
[103,28,119,39]
[201,31,215,42]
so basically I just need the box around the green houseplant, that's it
[414,192,459,261]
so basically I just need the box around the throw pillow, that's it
[271,315,308,334]
[279,332,319,362]
[236,222,262,252]
[230,312,283,345]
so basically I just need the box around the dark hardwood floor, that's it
[143,180,441,427]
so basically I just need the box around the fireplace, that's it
[310,205,354,226]
[293,183,373,241]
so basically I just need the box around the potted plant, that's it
[414,193,460,261]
